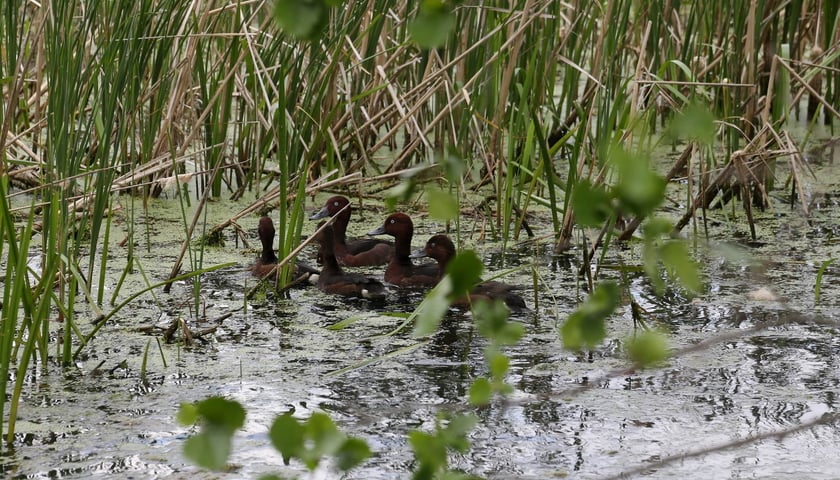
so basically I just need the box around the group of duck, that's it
[250,195,525,309]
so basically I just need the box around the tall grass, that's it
[0,0,838,442]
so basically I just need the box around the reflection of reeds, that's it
[0,0,838,444]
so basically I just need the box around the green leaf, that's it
[659,240,702,295]
[385,180,416,210]
[409,413,477,478]
[816,258,836,303]
[445,250,483,297]
[183,428,232,471]
[642,218,703,296]
[413,464,436,480]
[572,179,613,227]
[474,300,522,345]
[469,378,492,406]
[441,414,476,452]
[306,412,345,461]
[611,148,666,217]
[561,282,620,350]
[440,151,466,183]
[195,397,246,432]
[669,102,716,145]
[414,280,453,337]
[408,8,456,48]
[642,239,665,294]
[269,413,305,465]
[177,402,198,425]
[427,188,459,221]
[180,397,245,471]
[327,314,366,330]
[409,430,446,468]
[499,321,525,346]
[335,437,372,471]
[273,0,329,40]
[487,349,510,380]
[642,217,673,238]
[626,330,669,367]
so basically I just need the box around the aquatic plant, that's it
[178,396,371,474]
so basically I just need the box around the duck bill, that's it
[408,248,427,259]
[309,206,330,220]
[367,225,386,236]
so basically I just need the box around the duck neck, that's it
[322,249,342,275]
[393,229,414,264]
[320,229,343,275]
[260,237,278,264]
[332,210,350,245]
[435,256,450,279]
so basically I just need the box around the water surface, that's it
[3,139,840,479]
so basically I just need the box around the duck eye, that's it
[430,242,436,248]
[333,201,339,206]
[389,219,395,224]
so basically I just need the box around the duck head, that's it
[367,212,413,238]
[310,195,351,221]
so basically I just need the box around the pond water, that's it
[3,139,840,479]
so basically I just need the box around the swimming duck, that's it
[367,212,438,287]
[313,223,387,299]
[412,234,526,309]
[250,216,319,285]
[309,195,394,266]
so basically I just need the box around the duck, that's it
[313,223,386,299]
[250,216,319,286]
[411,234,526,309]
[309,195,394,266]
[367,213,439,287]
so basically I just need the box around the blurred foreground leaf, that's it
[659,240,702,295]
[409,0,456,48]
[427,188,459,221]
[611,148,666,218]
[440,150,466,183]
[414,279,453,337]
[385,180,416,210]
[469,378,492,406]
[409,413,477,479]
[445,250,483,298]
[274,0,330,40]
[561,282,620,350]
[669,102,716,145]
[642,218,703,296]
[626,330,669,367]
[269,412,371,472]
[572,179,613,227]
[179,397,246,471]
[414,251,484,337]
[270,413,305,465]
[474,300,522,346]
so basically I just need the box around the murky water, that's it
[3,138,840,479]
